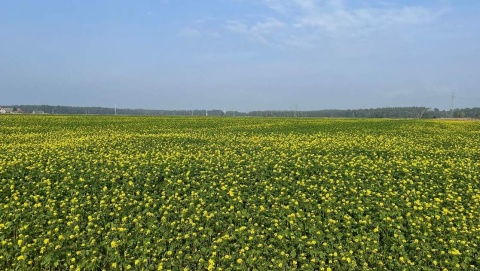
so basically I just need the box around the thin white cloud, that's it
[196,51,258,62]
[223,0,447,46]
[296,5,442,34]
[178,27,202,38]
[224,18,286,45]
[178,26,221,39]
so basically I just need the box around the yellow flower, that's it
[111,240,118,248]
[449,249,461,256]
[207,259,215,271]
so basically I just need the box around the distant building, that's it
[0,107,14,114]
[32,111,45,114]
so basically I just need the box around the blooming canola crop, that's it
[0,116,479,270]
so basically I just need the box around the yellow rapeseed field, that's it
[0,115,479,270]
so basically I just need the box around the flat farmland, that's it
[0,116,479,270]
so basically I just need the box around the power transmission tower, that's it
[450,91,455,117]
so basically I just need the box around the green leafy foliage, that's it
[0,116,479,270]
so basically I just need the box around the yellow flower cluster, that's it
[0,115,479,270]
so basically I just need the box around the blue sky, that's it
[1,0,479,111]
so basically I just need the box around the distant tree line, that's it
[3,105,480,119]
[248,107,480,118]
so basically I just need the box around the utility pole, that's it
[115,104,117,115]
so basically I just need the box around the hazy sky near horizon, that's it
[1,0,479,111]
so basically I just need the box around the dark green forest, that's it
[2,105,480,118]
